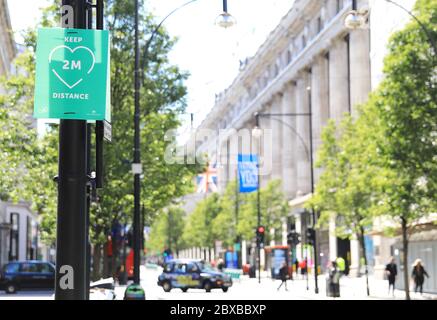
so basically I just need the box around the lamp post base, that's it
[124,283,145,300]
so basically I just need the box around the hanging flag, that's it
[196,163,218,193]
[238,154,259,193]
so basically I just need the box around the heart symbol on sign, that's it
[48,45,96,89]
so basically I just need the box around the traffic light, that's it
[306,227,316,245]
[256,226,265,247]
[287,231,300,246]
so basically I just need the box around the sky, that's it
[8,0,294,137]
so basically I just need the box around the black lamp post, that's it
[254,113,262,284]
[130,0,235,293]
[253,87,319,294]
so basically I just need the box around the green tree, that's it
[84,0,203,277]
[0,1,201,279]
[237,180,289,244]
[211,180,241,247]
[369,0,437,300]
[309,112,385,296]
[147,206,186,256]
[182,193,222,251]
[310,0,436,300]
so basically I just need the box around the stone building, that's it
[0,0,16,81]
[190,0,433,282]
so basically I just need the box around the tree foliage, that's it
[0,1,202,270]
[147,206,186,255]
[309,0,436,300]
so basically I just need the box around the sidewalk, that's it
[257,273,437,300]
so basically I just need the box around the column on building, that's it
[269,94,283,245]
[329,36,350,124]
[269,227,275,247]
[327,37,351,268]
[281,217,288,246]
[349,27,371,117]
[311,55,330,183]
[241,240,247,265]
[295,212,303,261]
[329,214,338,261]
[281,82,297,200]
[259,103,272,187]
[326,0,339,21]
[227,132,237,184]
[270,93,283,182]
[349,238,361,277]
[217,141,227,192]
[218,135,229,191]
[295,72,311,195]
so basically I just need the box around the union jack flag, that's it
[196,163,218,193]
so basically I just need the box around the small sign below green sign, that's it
[34,28,111,121]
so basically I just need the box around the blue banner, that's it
[238,154,259,193]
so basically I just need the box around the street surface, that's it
[114,266,436,301]
[1,265,436,300]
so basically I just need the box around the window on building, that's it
[9,213,19,261]
[317,17,323,33]
[336,0,342,14]
[287,50,292,64]
[302,35,306,49]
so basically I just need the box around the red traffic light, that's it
[257,226,265,234]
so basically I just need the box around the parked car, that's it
[0,261,55,294]
[157,259,232,293]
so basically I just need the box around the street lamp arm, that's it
[268,116,311,163]
[384,0,437,57]
[140,0,199,75]
[350,0,436,56]
[256,113,312,162]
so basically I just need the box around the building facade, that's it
[0,0,16,81]
[0,0,45,267]
[191,0,433,283]
[0,202,40,267]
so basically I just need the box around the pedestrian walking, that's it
[411,259,430,294]
[277,262,289,291]
[217,258,225,272]
[299,259,307,280]
[326,261,340,297]
[385,257,398,296]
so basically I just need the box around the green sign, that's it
[34,28,110,121]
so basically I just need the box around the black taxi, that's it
[157,259,232,293]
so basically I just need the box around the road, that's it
[114,265,435,300]
[1,265,435,300]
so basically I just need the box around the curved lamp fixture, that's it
[215,0,237,28]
